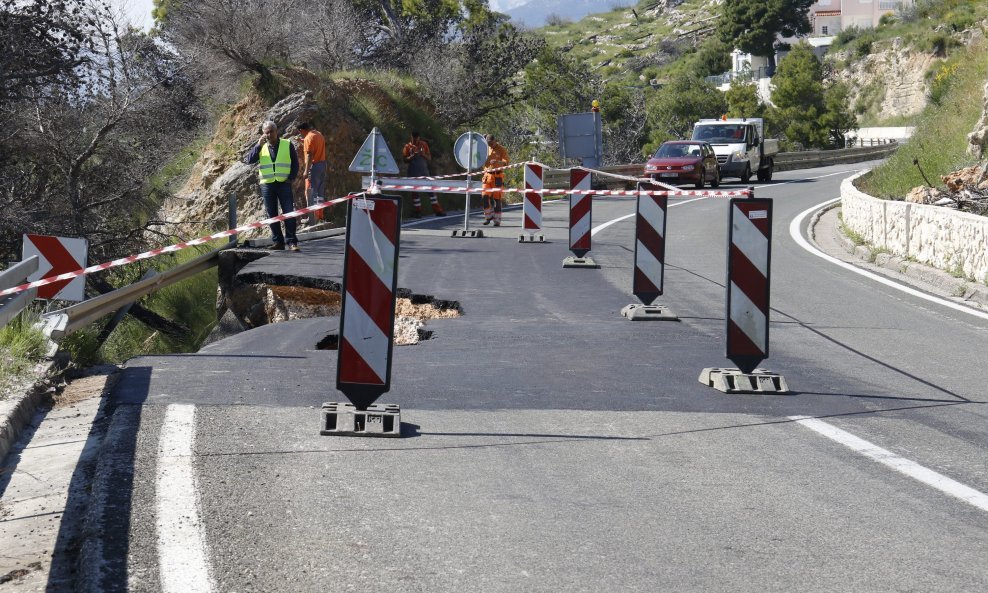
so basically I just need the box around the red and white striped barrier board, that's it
[632,184,667,305]
[726,197,773,373]
[523,163,543,235]
[569,169,592,257]
[337,195,402,410]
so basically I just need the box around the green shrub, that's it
[0,308,48,392]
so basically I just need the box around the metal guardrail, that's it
[39,247,226,340]
[774,144,898,171]
[541,144,900,189]
[0,256,39,328]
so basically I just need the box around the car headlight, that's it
[733,151,746,161]
[681,165,694,171]
[645,165,657,171]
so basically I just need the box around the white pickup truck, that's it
[690,118,779,182]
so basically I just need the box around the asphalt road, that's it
[61,165,988,591]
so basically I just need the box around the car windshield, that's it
[654,144,703,158]
[693,125,745,143]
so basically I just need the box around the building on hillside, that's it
[706,2,913,102]
[809,0,915,36]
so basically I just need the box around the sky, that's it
[114,0,155,30]
[115,0,616,30]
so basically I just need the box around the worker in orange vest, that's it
[402,131,445,218]
[481,134,509,226]
[297,122,327,222]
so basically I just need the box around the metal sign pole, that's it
[370,127,378,191]
[464,134,474,233]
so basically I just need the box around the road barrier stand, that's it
[621,182,678,321]
[321,402,401,437]
[699,192,789,394]
[520,162,545,243]
[327,195,404,436]
[563,168,599,268]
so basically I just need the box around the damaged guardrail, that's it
[38,247,227,340]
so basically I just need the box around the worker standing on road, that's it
[402,131,446,218]
[244,120,301,252]
[297,122,327,223]
[481,134,509,227]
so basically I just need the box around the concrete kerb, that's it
[0,358,67,463]
[808,197,988,310]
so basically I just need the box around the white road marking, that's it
[591,196,707,235]
[791,416,988,512]
[157,404,215,593]
[790,198,988,322]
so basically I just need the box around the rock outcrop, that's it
[831,37,940,121]
[968,80,988,159]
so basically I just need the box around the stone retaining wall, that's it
[841,172,988,283]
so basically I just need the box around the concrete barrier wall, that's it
[841,171,988,283]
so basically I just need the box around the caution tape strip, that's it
[373,182,751,199]
[408,161,527,180]
[0,194,361,298]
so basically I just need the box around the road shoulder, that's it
[810,203,988,312]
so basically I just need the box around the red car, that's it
[644,141,720,188]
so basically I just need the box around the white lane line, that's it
[157,404,215,593]
[592,196,707,235]
[790,198,988,322]
[791,416,988,513]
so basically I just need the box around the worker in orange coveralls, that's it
[481,134,509,226]
[402,131,446,218]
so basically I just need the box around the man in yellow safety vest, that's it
[244,120,301,251]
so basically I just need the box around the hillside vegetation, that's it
[859,33,988,198]
[4,0,988,366]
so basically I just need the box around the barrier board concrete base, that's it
[451,229,484,238]
[320,402,402,437]
[518,234,546,243]
[698,368,790,395]
[562,256,599,269]
[620,304,679,321]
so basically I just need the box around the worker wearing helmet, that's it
[481,134,509,226]
[402,131,446,218]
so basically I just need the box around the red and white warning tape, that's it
[408,161,527,180]
[373,181,750,199]
[0,194,361,298]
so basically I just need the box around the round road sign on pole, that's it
[454,132,487,171]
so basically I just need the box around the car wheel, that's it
[741,164,752,183]
[711,168,720,188]
[695,168,704,189]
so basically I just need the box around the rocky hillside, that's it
[828,37,940,122]
[158,71,454,239]
[540,0,722,83]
